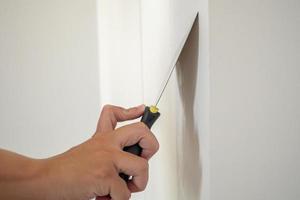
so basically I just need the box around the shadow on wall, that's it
[176,15,201,199]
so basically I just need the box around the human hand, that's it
[41,105,159,200]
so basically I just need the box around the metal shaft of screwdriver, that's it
[154,63,177,106]
[154,13,198,107]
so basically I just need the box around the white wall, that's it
[97,0,143,107]
[97,0,209,200]
[0,0,100,158]
[210,0,300,199]
[140,0,209,199]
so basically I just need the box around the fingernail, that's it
[137,104,145,111]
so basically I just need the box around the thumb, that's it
[96,104,145,133]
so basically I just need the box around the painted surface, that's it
[210,0,300,199]
[139,1,209,199]
[97,0,143,108]
[0,0,100,158]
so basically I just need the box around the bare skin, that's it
[0,104,159,200]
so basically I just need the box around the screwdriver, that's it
[120,12,197,181]
[120,45,178,181]
[120,25,186,179]
[120,105,161,181]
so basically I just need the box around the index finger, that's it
[113,122,160,160]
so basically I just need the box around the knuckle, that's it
[124,190,131,200]
[96,165,114,181]
[138,122,150,133]
[137,180,147,192]
[140,185,147,192]
[139,158,149,172]
[154,136,160,152]
[102,104,113,112]
[150,133,160,151]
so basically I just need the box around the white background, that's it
[0,0,100,158]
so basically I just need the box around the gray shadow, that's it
[176,14,201,199]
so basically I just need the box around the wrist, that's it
[21,158,51,199]
[17,157,62,200]
[31,157,65,200]
[35,154,77,200]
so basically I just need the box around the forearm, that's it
[0,149,48,199]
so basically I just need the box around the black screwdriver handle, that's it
[119,106,160,182]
